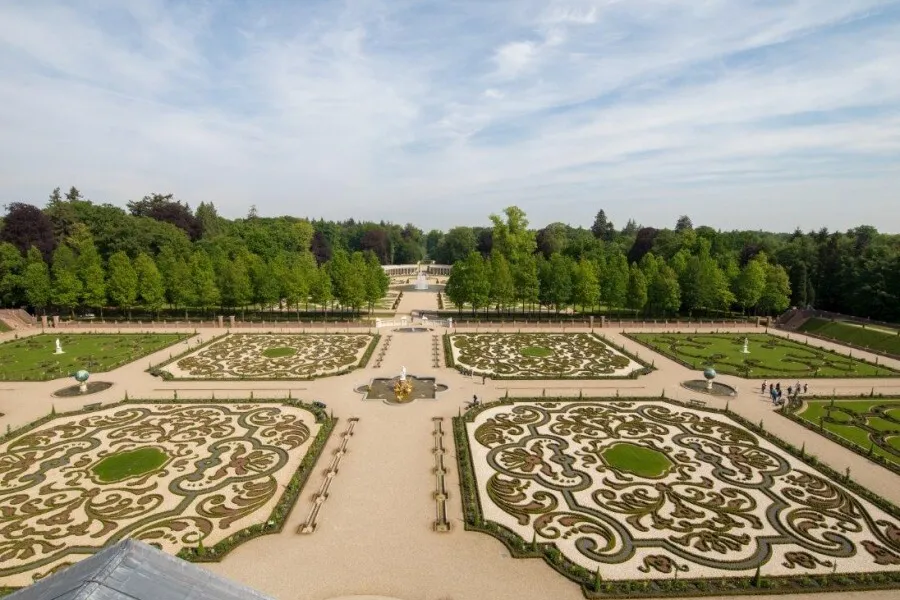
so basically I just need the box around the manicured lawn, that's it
[799,317,900,356]
[627,332,899,378]
[520,345,553,358]
[262,346,297,358]
[600,442,673,478]
[92,447,169,482]
[797,399,900,467]
[0,320,10,332]
[0,333,189,381]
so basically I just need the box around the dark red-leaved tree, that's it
[0,202,57,261]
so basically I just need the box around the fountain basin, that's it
[53,381,113,397]
[681,380,737,397]
[356,376,448,404]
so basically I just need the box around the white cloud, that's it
[0,0,898,232]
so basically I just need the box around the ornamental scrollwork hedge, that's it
[454,397,900,598]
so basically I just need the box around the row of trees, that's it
[1,221,389,317]
[445,209,792,316]
[1,186,898,321]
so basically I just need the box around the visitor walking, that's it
[803,383,808,394]
[787,385,793,396]
[761,380,768,394]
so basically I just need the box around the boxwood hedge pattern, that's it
[454,397,900,598]
[447,332,651,379]
[626,332,899,378]
[160,333,378,380]
[780,396,900,475]
[0,397,334,592]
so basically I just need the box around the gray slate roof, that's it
[8,539,276,600]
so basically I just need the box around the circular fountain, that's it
[681,366,737,397]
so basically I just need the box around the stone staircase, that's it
[776,308,810,331]
[0,308,37,330]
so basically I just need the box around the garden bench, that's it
[687,399,707,408]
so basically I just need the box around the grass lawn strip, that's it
[461,399,900,584]
[627,332,898,378]
[164,333,375,379]
[449,333,644,378]
[0,333,189,381]
[799,317,900,356]
[0,401,322,586]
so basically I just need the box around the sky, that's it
[0,0,899,233]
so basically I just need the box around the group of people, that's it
[762,380,808,405]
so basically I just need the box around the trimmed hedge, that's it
[444,332,654,380]
[778,395,900,477]
[453,396,900,598]
[150,332,378,381]
[0,397,335,596]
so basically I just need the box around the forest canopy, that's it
[1,187,898,322]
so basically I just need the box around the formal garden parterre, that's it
[626,332,899,378]
[0,333,189,381]
[454,399,900,596]
[159,333,377,379]
[783,397,900,473]
[0,400,331,586]
[446,333,649,379]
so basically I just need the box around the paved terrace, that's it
[1,295,899,600]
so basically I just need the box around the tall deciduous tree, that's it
[51,245,82,316]
[106,251,138,317]
[190,250,220,313]
[134,253,166,316]
[488,252,515,312]
[648,265,681,316]
[734,257,767,313]
[22,247,52,313]
[602,251,629,309]
[626,263,648,314]
[571,258,600,312]
[0,203,57,261]
[758,264,792,315]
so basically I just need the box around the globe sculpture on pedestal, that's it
[74,369,90,393]
[703,367,717,391]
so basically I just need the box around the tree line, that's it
[0,189,389,317]
[0,187,898,321]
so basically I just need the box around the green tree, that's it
[69,227,106,314]
[190,250,220,313]
[247,254,280,310]
[434,227,476,264]
[571,258,600,312]
[219,254,253,314]
[488,251,515,312]
[463,251,490,313]
[134,253,166,316]
[0,242,24,306]
[364,252,389,313]
[345,252,369,312]
[734,257,767,313]
[626,263,648,314]
[309,263,333,314]
[512,253,539,311]
[648,264,681,316]
[51,245,82,316]
[22,247,51,313]
[490,206,537,263]
[602,251,629,309]
[544,253,573,313]
[106,251,138,317]
[758,264,792,315]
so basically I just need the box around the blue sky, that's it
[0,0,898,232]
